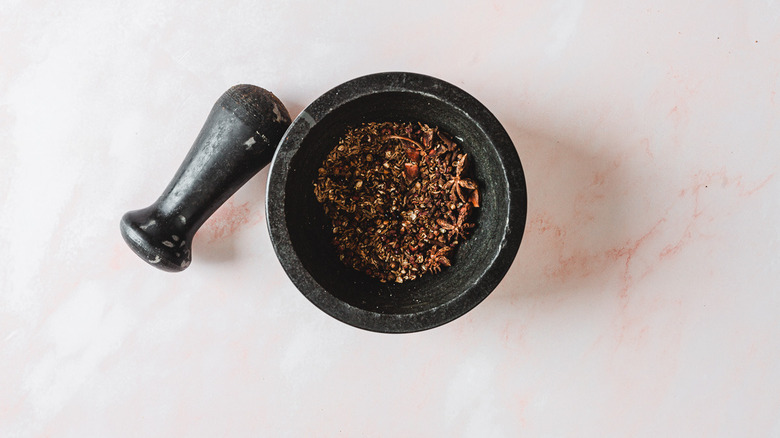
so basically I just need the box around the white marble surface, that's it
[2,1,779,436]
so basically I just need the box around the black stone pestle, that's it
[120,85,292,272]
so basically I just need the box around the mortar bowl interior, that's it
[266,72,527,333]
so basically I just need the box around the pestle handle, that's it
[120,85,292,271]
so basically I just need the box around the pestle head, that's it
[121,207,192,272]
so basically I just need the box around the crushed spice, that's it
[313,122,479,283]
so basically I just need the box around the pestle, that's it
[120,85,292,272]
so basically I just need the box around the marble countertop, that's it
[2,1,779,436]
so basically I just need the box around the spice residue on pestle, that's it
[313,122,479,283]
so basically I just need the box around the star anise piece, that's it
[446,153,478,202]
[468,187,479,207]
[419,123,434,148]
[436,131,457,151]
[425,246,452,273]
[436,204,474,239]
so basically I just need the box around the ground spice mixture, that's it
[313,122,479,283]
